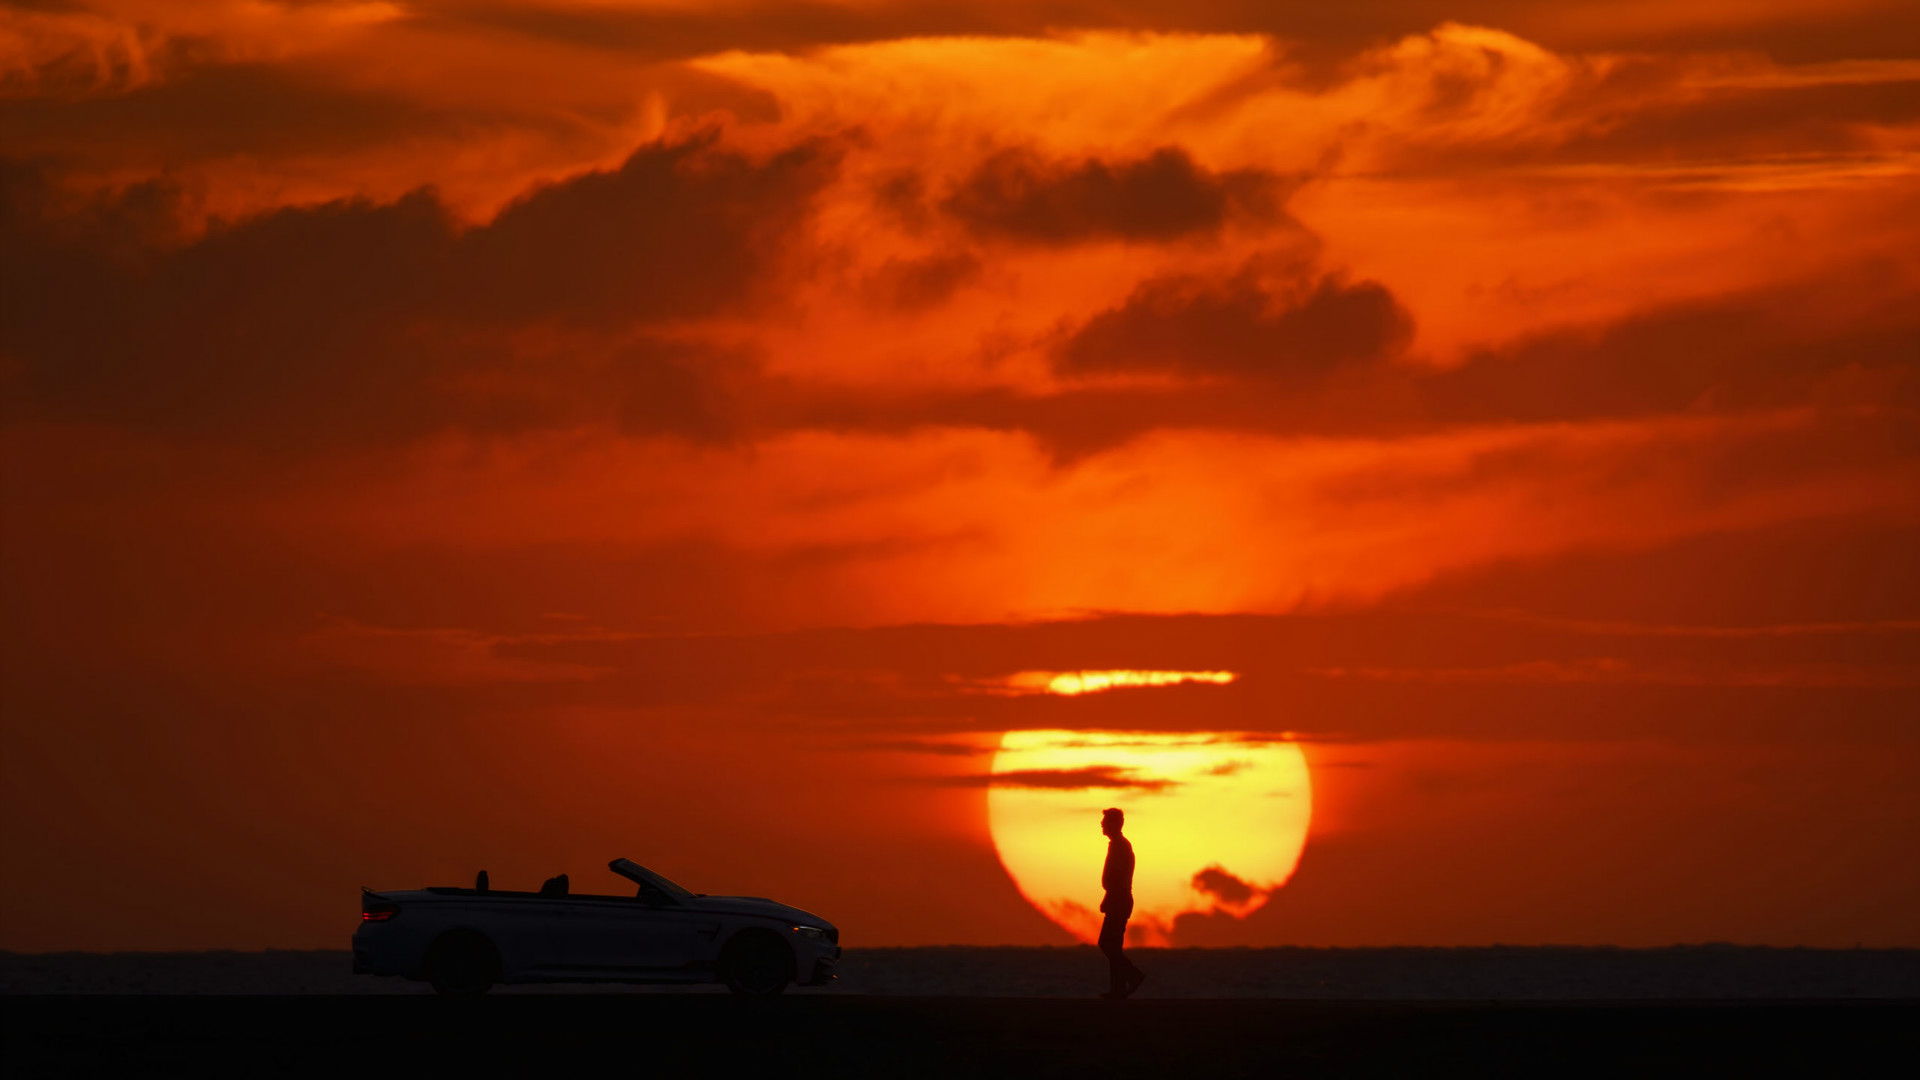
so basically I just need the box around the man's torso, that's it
[1101,836,1135,914]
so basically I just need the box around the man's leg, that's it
[1123,948,1146,994]
[1112,923,1144,996]
[1097,913,1128,996]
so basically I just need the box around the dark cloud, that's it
[943,147,1286,245]
[1561,76,1920,166]
[415,1,1920,69]
[871,170,935,233]
[862,251,982,311]
[1054,263,1414,379]
[1421,280,1920,425]
[836,738,987,757]
[1400,516,1920,630]
[450,132,836,327]
[10,4,1915,194]
[502,578,1920,688]
[1192,864,1259,905]
[407,0,1096,61]
[937,766,1178,791]
[0,132,838,444]
[773,264,1919,461]
[0,61,446,165]
[765,376,1386,461]
[474,587,1920,744]
[7,17,1911,463]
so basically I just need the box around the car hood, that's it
[683,895,832,927]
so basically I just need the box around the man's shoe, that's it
[1121,971,1147,998]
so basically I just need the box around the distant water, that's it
[4,946,1917,998]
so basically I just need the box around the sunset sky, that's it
[3,0,1918,952]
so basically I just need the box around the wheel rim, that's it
[445,964,486,994]
[434,941,493,993]
[735,946,785,993]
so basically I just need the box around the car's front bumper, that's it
[801,945,841,986]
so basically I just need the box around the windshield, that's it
[645,868,695,899]
[610,857,696,898]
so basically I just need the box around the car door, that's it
[595,898,714,976]
[490,895,580,977]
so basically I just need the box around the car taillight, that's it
[362,903,399,922]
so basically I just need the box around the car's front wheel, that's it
[426,931,499,996]
[722,932,793,996]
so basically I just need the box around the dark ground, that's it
[5,949,1917,1077]
[7,945,1920,996]
[4,995,1916,1078]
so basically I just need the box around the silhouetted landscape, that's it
[6,945,1917,997]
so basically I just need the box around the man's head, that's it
[1101,808,1124,837]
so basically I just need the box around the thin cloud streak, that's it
[936,766,1181,791]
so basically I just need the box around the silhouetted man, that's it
[1098,808,1146,998]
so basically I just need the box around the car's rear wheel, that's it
[426,932,499,996]
[722,932,793,996]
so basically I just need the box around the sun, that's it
[987,730,1311,945]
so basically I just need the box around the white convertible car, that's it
[352,858,840,995]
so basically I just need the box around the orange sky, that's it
[3,0,1918,951]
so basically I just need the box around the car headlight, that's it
[792,925,830,941]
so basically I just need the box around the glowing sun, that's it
[988,730,1311,945]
